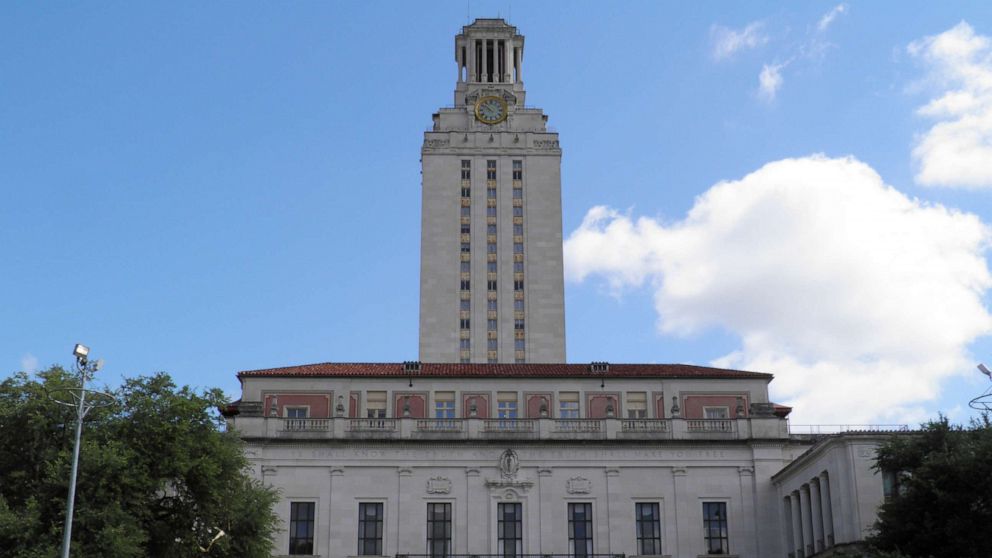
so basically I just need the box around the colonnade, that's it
[457,38,521,84]
[783,472,834,558]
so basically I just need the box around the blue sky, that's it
[2,2,990,424]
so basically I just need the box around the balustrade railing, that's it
[483,418,536,433]
[620,419,671,433]
[417,419,463,432]
[282,418,330,432]
[553,419,603,433]
[686,419,737,433]
[349,418,398,432]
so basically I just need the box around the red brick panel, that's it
[394,393,426,418]
[462,393,490,418]
[262,393,331,418]
[653,392,666,418]
[349,391,359,418]
[682,394,749,419]
[586,393,619,418]
[525,393,551,418]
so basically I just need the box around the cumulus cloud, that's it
[564,155,992,423]
[711,22,768,60]
[817,4,848,33]
[909,22,992,188]
[20,354,38,373]
[759,63,786,100]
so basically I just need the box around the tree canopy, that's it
[0,366,278,558]
[867,414,992,558]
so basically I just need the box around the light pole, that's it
[49,343,114,558]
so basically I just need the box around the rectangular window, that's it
[358,502,384,556]
[460,298,471,310]
[461,262,471,274]
[513,224,523,235]
[461,224,470,234]
[460,318,471,329]
[514,319,524,330]
[513,262,524,273]
[434,392,455,419]
[512,160,522,180]
[513,243,523,254]
[559,392,579,419]
[635,503,662,555]
[702,502,729,555]
[460,280,471,291]
[487,160,497,180]
[289,502,315,555]
[627,392,647,419]
[284,406,308,419]
[513,280,524,291]
[488,243,497,254]
[488,319,498,331]
[497,502,522,558]
[488,280,497,291]
[461,206,471,218]
[459,338,471,349]
[487,262,498,273]
[497,392,518,419]
[512,188,523,199]
[512,206,523,217]
[568,503,593,558]
[461,242,471,253]
[704,407,730,419]
[461,186,471,197]
[488,299,498,311]
[366,392,386,419]
[514,299,524,311]
[488,338,498,350]
[488,206,498,217]
[514,339,525,350]
[488,187,497,199]
[461,159,471,180]
[426,503,452,558]
[488,224,498,234]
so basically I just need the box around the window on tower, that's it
[487,280,497,291]
[487,261,497,273]
[461,206,471,217]
[487,160,497,180]
[512,160,522,180]
[487,187,497,199]
[513,243,523,254]
[512,188,523,199]
[488,206,498,217]
[512,206,523,217]
[461,242,471,253]
[460,280,470,291]
[460,318,471,329]
[461,224,470,234]
[461,160,471,179]
[488,299,498,311]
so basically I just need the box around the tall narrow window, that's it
[435,392,455,419]
[366,392,386,419]
[635,503,661,555]
[289,502,315,555]
[497,502,522,558]
[487,160,497,180]
[461,159,471,180]
[426,503,452,558]
[512,160,522,180]
[702,502,729,555]
[358,502,384,556]
[568,503,593,557]
[559,392,579,418]
[626,392,647,419]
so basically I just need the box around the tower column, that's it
[504,39,512,82]
[456,41,463,83]
[516,44,523,82]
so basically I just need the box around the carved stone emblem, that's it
[498,449,519,480]
[427,476,452,494]
[566,476,591,494]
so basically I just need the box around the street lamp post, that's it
[50,344,114,558]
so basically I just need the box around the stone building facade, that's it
[227,18,898,558]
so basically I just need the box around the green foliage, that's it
[867,414,992,558]
[0,367,278,558]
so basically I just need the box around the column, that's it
[790,490,804,558]
[799,485,814,558]
[605,469,619,554]
[504,39,512,82]
[456,40,463,83]
[819,473,835,548]
[737,467,757,558]
[328,467,344,558]
[515,44,522,82]
[782,497,795,558]
[809,479,824,553]
[673,467,689,558]
[469,39,477,82]
[483,39,489,82]
[537,468,552,554]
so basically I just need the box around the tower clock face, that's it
[475,96,508,124]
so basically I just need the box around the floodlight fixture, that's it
[979,363,991,379]
[72,344,89,362]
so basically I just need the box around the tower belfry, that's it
[419,19,565,363]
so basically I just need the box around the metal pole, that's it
[59,363,87,558]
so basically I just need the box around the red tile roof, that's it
[238,362,772,380]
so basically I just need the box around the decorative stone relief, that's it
[498,448,519,480]
[424,139,450,148]
[533,139,560,149]
[672,466,688,477]
[427,476,452,494]
[566,476,592,494]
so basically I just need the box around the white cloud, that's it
[817,4,848,33]
[20,354,38,373]
[909,22,992,188]
[711,22,768,60]
[564,155,992,424]
[759,63,786,100]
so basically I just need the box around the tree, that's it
[867,414,992,558]
[0,367,278,558]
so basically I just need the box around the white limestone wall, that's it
[256,441,804,558]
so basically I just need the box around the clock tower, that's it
[419,19,565,364]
